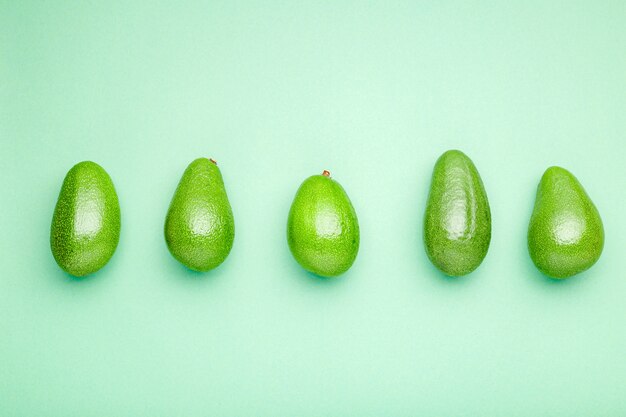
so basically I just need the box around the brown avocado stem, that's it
[209,158,217,165]
[322,170,331,177]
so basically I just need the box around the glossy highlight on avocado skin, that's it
[528,166,604,279]
[165,158,235,272]
[424,150,491,276]
[287,171,359,277]
[50,161,121,277]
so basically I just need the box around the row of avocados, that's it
[50,150,605,280]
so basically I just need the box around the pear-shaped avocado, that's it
[423,150,491,276]
[164,158,235,272]
[287,171,359,277]
[527,166,604,279]
[50,161,121,277]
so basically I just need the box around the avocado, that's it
[423,150,491,276]
[287,170,359,277]
[50,161,121,277]
[164,158,235,272]
[527,166,604,279]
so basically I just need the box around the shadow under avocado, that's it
[283,250,350,288]
[58,268,98,283]
[53,254,115,285]
[164,250,233,284]
[305,268,349,285]
[435,268,477,284]
[524,255,587,287]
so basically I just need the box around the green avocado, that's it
[164,158,235,272]
[287,171,359,277]
[423,150,491,276]
[527,166,604,279]
[50,161,121,277]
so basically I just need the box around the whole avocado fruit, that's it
[423,150,491,276]
[527,166,604,279]
[50,161,121,277]
[164,157,235,272]
[287,171,359,277]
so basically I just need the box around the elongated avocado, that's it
[287,170,359,277]
[528,166,604,278]
[423,150,491,276]
[164,158,235,272]
[50,161,121,277]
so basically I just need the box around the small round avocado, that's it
[50,161,121,277]
[287,171,360,277]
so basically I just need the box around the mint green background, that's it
[1,1,625,415]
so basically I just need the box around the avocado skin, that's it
[165,158,235,272]
[424,150,491,276]
[50,161,121,277]
[528,166,604,279]
[287,174,359,277]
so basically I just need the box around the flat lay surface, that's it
[1,1,625,415]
